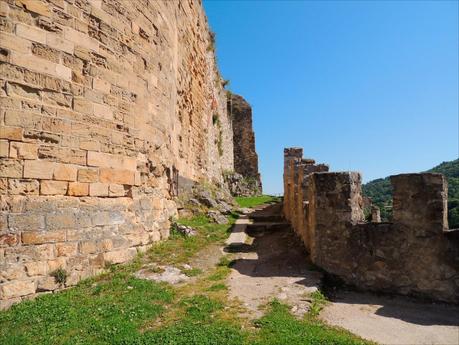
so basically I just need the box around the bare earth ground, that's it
[320,291,459,345]
[227,203,459,344]
[227,204,322,319]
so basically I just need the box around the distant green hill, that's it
[362,159,459,228]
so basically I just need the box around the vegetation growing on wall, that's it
[213,114,224,157]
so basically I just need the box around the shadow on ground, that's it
[326,290,459,327]
[226,202,459,343]
[226,203,319,284]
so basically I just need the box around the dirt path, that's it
[226,202,459,344]
[320,291,459,345]
[226,204,322,319]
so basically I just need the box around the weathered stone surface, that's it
[0,141,9,157]
[0,0,260,309]
[108,184,125,197]
[55,242,78,257]
[77,168,98,183]
[9,213,45,231]
[67,182,89,196]
[9,142,37,159]
[22,230,66,245]
[87,152,136,171]
[53,164,77,181]
[1,280,36,299]
[24,261,47,277]
[0,127,23,140]
[9,179,39,195]
[40,180,68,195]
[196,189,218,208]
[227,93,262,195]
[207,210,229,224]
[174,224,197,237]
[225,172,260,197]
[37,277,59,292]
[23,160,55,179]
[0,159,22,178]
[89,183,108,196]
[0,234,19,247]
[135,264,189,285]
[99,168,134,185]
[103,248,136,265]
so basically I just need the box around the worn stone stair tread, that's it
[249,215,285,222]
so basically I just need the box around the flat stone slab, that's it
[135,265,189,285]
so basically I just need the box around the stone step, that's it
[246,222,290,234]
[249,214,284,222]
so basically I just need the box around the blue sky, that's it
[204,0,459,195]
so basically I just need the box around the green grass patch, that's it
[183,268,203,277]
[250,300,371,345]
[208,255,233,281]
[148,213,237,266]
[142,320,246,345]
[207,283,227,291]
[0,271,173,345]
[308,290,328,317]
[235,195,281,208]
[180,295,223,321]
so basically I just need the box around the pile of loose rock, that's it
[224,172,262,197]
[176,183,237,224]
[174,224,197,236]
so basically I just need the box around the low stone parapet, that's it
[283,147,459,303]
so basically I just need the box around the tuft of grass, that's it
[183,268,203,277]
[235,195,281,208]
[251,300,371,345]
[50,268,68,286]
[207,283,227,292]
[180,295,223,321]
[308,290,328,317]
[207,255,233,281]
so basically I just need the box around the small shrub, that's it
[207,30,216,51]
[211,114,224,156]
[308,290,328,317]
[212,113,219,125]
[50,268,68,286]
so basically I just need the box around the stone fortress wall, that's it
[227,93,262,195]
[283,147,459,303]
[0,0,252,308]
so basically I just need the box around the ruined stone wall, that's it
[227,93,261,195]
[283,147,459,303]
[282,148,328,251]
[0,0,234,308]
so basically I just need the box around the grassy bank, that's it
[0,212,370,345]
[235,195,281,208]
